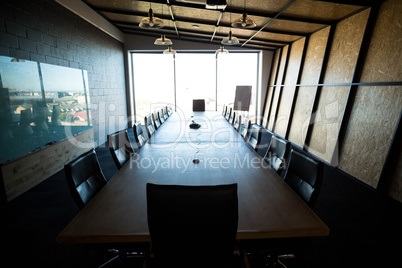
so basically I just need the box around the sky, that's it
[0,55,87,92]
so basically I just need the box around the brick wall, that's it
[0,0,127,147]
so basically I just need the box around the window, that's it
[131,51,260,122]
[132,53,174,123]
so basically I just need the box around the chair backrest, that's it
[152,111,161,130]
[225,107,232,121]
[193,99,205,111]
[163,106,169,120]
[229,110,235,125]
[145,114,155,138]
[158,109,165,124]
[241,117,251,141]
[147,183,238,267]
[222,104,227,116]
[133,121,147,149]
[233,113,242,132]
[264,135,289,174]
[64,149,107,210]
[256,129,273,158]
[247,125,262,150]
[283,149,323,208]
[167,106,173,116]
[107,129,134,170]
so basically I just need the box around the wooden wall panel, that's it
[275,38,306,137]
[288,86,318,147]
[338,87,402,188]
[263,87,274,127]
[263,50,281,126]
[288,27,330,146]
[307,10,370,165]
[299,27,330,85]
[322,9,370,84]
[268,45,289,130]
[307,86,349,165]
[359,0,402,82]
[1,130,94,201]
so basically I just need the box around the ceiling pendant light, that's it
[222,8,239,46]
[139,8,164,29]
[221,30,239,45]
[215,46,229,55]
[232,0,256,28]
[163,45,176,55]
[232,10,256,28]
[154,34,173,45]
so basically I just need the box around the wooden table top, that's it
[57,112,329,244]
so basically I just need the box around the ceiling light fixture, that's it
[139,7,164,29]
[154,34,173,45]
[221,30,239,45]
[232,0,256,28]
[215,45,229,55]
[163,45,177,55]
[222,3,239,46]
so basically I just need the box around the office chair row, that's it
[64,105,322,268]
[243,130,323,267]
[106,106,173,170]
[63,107,174,267]
[222,104,323,209]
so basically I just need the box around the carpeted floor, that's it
[2,127,401,267]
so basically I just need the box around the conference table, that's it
[57,112,329,244]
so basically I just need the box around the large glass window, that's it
[217,52,259,120]
[132,53,175,123]
[131,51,259,120]
[175,53,216,113]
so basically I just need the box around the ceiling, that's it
[83,0,383,51]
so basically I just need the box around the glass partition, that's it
[0,56,91,163]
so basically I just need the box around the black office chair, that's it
[283,149,323,208]
[245,150,323,268]
[64,149,106,210]
[241,117,251,141]
[145,114,156,138]
[229,110,235,125]
[233,113,242,133]
[166,106,171,116]
[263,135,289,176]
[222,104,227,117]
[107,129,134,170]
[146,183,239,268]
[247,125,262,151]
[133,121,147,149]
[225,107,232,121]
[158,109,165,124]
[65,149,146,267]
[152,111,161,130]
[256,129,273,158]
[193,99,206,111]
[162,106,169,120]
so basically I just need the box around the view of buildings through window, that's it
[131,52,260,123]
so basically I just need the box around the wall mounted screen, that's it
[0,56,91,163]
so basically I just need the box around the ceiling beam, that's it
[88,0,331,26]
[121,28,278,51]
[118,25,286,47]
[242,0,296,47]
[114,21,291,45]
[312,0,384,7]
[97,8,307,37]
